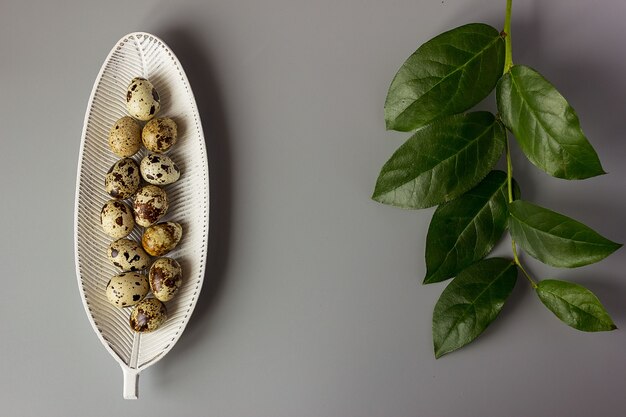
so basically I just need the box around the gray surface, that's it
[2,0,626,415]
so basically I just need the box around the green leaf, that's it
[536,280,616,332]
[496,65,605,179]
[424,170,519,284]
[385,23,505,132]
[508,200,621,268]
[372,112,505,209]
[433,258,517,358]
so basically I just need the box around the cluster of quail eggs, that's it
[100,77,185,333]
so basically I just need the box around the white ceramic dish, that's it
[74,32,209,399]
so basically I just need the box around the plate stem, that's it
[123,367,139,399]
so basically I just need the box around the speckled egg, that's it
[108,116,142,157]
[129,298,168,333]
[140,153,181,185]
[107,238,151,272]
[149,257,182,302]
[100,200,135,238]
[105,158,141,199]
[105,272,149,308]
[126,77,160,121]
[133,185,169,227]
[142,222,183,256]
[142,117,177,153]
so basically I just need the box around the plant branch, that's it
[505,136,514,202]
[503,0,513,72]
[511,239,537,288]
[505,134,537,288]
[502,0,534,287]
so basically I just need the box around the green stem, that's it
[512,239,536,288]
[503,0,513,72]
[502,0,533,287]
[505,134,537,289]
[505,136,514,202]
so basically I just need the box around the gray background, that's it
[2,0,626,416]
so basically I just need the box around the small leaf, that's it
[372,112,505,209]
[424,170,519,284]
[385,23,505,132]
[433,258,517,358]
[536,280,616,332]
[496,65,605,179]
[508,200,621,268]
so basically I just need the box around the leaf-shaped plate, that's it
[74,32,209,399]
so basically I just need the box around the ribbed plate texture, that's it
[75,32,209,382]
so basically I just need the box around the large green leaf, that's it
[508,200,621,268]
[372,112,505,209]
[433,258,517,358]
[424,170,518,284]
[497,65,605,179]
[536,280,616,332]
[385,23,505,132]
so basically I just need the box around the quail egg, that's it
[129,298,168,333]
[142,117,177,153]
[108,116,142,157]
[149,257,182,301]
[126,77,160,121]
[100,200,135,238]
[105,272,149,308]
[107,238,151,272]
[133,185,169,227]
[140,153,181,185]
[105,158,141,199]
[142,222,183,256]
